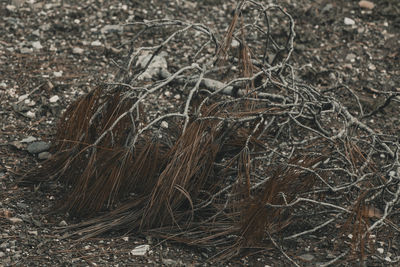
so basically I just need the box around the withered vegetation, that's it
[20,1,400,264]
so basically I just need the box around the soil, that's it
[1,0,399,266]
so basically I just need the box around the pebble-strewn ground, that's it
[1,0,399,266]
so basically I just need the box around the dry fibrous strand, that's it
[19,0,400,264]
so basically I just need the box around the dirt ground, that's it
[1,0,399,266]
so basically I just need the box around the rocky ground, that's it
[0,0,399,266]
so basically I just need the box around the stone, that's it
[136,52,168,80]
[53,71,62,78]
[345,53,356,62]
[91,40,102,46]
[38,152,51,160]
[21,136,37,143]
[8,217,23,224]
[368,63,376,70]
[359,1,374,10]
[6,5,17,12]
[101,25,124,34]
[299,253,315,261]
[28,230,38,236]
[25,111,36,119]
[231,39,240,48]
[161,121,168,129]
[20,47,33,54]
[162,259,179,265]
[27,141,50,154]
[72,47,84,54]
[344,17,355,26]
[18,94,29,102]
[321,4,333,13]
[31,41,43,50]
[130,244,150,256]
[49,95,60,103]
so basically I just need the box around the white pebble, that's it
[344,17,355,26]
[31,41,43,50]
[49,95,60,103]
[72,47,84,54]
[348,234,353,239]
[26,111,36,119]
[53,71,63,77]
[368,64,376,71]
[161,121,168,129]
[91,40,102,46]
[6,5,16,12]
[231,39,240,48]
[377,248,384,254]
[18,94,29,102]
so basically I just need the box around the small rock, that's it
[160,121,168,129]
[368,63,376,70]
[32,29,40,37]
[16,202,29,209]
[49,44,57,52]
[8,217,23,224]
[21,136,37,143]
[28,230,38,236]
[27,141,50,154]
[162,259,178,266]
[49,95,60,103]
[122,237,129,242]
[25,111,36,119]
[18,94,29,102]
[39,23,51,31]
[20,47,33,54]
[231,39,240,48]
[0,251,5,257]
[343,63,353,69]
[174,94,181,100]
[38,152,51,160]
[6,5,16,12]
[344,17,355,26]
[345,53,357,62]
[377,247,384,254]
[348,234,353,239]
[101,25,124,34]
[59,220,68,227]
[299,253,315,261]
[321,4,333,13]
[130,244,150,256]
[31,41,43,50]
[72,47,84,54]
[91,40,102,46]
[53,71,62,78]
[359,1,374,10]
[326,252,335,259]
[384,256,392,262]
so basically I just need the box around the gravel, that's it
[1,0,399,266]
